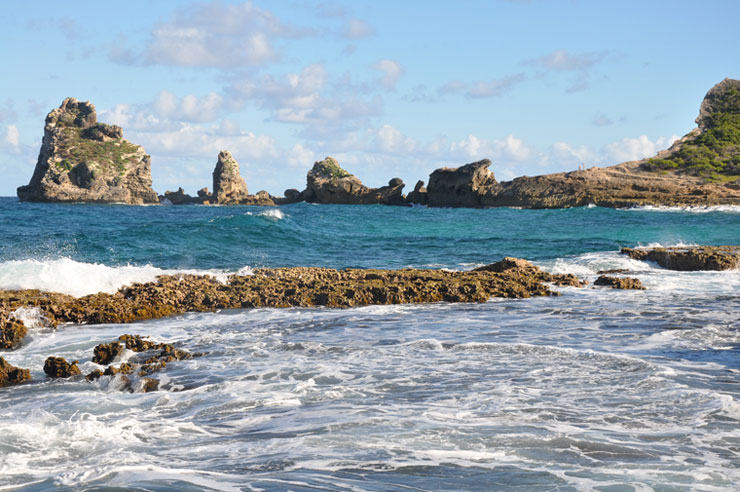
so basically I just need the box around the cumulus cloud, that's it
[601,135,679,163]
[550,141,594,167]
[153,90,224,122]
[439,73,525,99]
[525,49,608,71]
[373,124,417,154]
[373,59,404,90]
[449,134,533,161]
[115,1,313,68]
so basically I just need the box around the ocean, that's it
[1,197,739,491]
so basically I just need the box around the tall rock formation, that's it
[212,150,249,204]
[17,98,158,204]
[301,157,406,206]
[426,160,500,207]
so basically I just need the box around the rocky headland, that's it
[17,98,159,204]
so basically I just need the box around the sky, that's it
[1,0,739,197]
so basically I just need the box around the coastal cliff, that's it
[17,98,158,204]
[412,78,740,208]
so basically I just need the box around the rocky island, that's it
[17,98,158,204]
[16,79,740,208]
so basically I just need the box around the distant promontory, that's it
[17,79,740,208]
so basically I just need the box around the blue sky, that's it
[1,0,739,196]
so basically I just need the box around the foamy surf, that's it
[0,258,254,297]
[625,204,740,213]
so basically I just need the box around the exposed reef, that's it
[0,260,583,333]
[0,357,31,388]
[17,98,159,204]
[621,246,740,271]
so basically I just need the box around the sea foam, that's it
[0,258,253,297]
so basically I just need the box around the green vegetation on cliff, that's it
[55,126,140,176]
[313,157,352,178]
[645,84,740,181]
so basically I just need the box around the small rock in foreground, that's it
[0,357,31,387]
[594,275,646,290]
[43,356,82,378]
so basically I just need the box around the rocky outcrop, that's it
[43,356,81,378]
[427,160,500,207]
[212,150,248,204]
[594,275,645,290]
[406,180,428,205]
[17,98,159,204]
[301,157,407,206]
[1,310,27,350]
[0,357,30,387]
[621,246,740,271]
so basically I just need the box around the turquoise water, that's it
[1,198,740,491]
[2,198,739,270]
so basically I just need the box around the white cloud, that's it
[449,134,533,162]
[3,125,21,153]
[592,113,613,127]
[373,124,417,154]
[153,90,224,122]
[116,1,314,68]
[551,141,594,166]
[602,134,679,163]
[373,59,404,90]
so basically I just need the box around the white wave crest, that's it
[625,205,740,213]
[245,208,285,220]
[0,258,254,297]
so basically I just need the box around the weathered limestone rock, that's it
[43,356,82,378]
[212,150,248,204]
[302,157,406,206]
[0,357,31,387]
[17,98,159,204]
[92,342,123,365]
[427,160,500,207]
[163,187,200,205]
[406,180,428,205]
[621,246,740,271]
[594,275,645,290]
[696,78,740,130]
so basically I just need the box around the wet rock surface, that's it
[0,357,31,387]
[621,246,740,271]
[43,356,82,378]
[16,98,159,204]
[594,275,646,290]
[0,262,584,331]
[0,310,27,350]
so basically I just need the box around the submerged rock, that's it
[17,98,159,204]
[621,246,740,271]
[594,275,646,290]
[302,157,407,206]
[0,357,31,387]
[43,356,82,378]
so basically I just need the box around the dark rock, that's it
[86,369,103,381]
[92,342,123,365]
[597,268,630,274]
[621,246,740,271]
[163,187,199,205]
[104,362,134,376]
[0,356,31,387]
[43,356,82,378]
[594,275,645,290]
[0,311,27,350]
[17,97,159,204]
[406,180,428,205]
[212,150,248,204]
[696,78,740,130]
[427,160,500,207]
[139,377,159,392]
